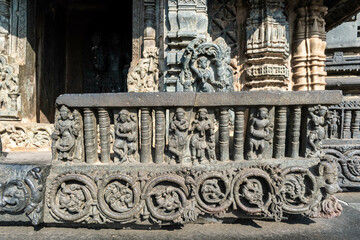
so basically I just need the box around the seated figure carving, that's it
[168,108,189,164]
[190,108,216,164]
[247,107,272,160]
[113,110,137,163]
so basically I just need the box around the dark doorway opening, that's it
[37,0,132,123]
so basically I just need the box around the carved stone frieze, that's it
[44,160,342,225]
[179,37,234,92]
[245,0,289,90]
[292,0,328,91]
[0,165,50,225]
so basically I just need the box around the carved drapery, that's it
[292,0,327,91]
[245,0,289,91]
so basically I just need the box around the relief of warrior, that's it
[190,108,216,164]
[169,108,189,163]
[113,109,137,163]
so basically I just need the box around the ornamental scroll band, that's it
[46,162,342,225]
[52,103,333,165]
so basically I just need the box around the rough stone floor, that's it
[1,152,360,240]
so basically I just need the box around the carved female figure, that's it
[307,106,328,157]
[113,109,137,163]
[190,108,215,164]
[169,108,189,163]
[53,105,81,162]
[247,107,272,160]
[327,110,339,139]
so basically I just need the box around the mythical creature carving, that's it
[113,110,138,163]
[247,107,272,160]
[306,106,328,158]
[0,167,47,225]
[179,37,234,92]
[52,105,83,162]
[127,47,159,92]
[190,108,216,164]
[168,108,189,163]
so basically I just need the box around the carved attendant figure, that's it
[247,107,272,160]
[169,108,189,163]
[53,105,81,162]
[327,110,340,139]
[113,110,137,163]
[307,106,328,157]
[190,108,216,164]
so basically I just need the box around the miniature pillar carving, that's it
[155,108,165,164]
[219,108,230,161]
[289,106,301,158]
[233,107,245,161]
[245,0,289,91]
[98,108,111,163]
[141,108,152,163]
[353,110,360,139]
[343,110,352,139]
[274,107,287,158]
[292,0,328,91]
[84,108,98,163]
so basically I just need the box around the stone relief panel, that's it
[292,0,327,91]
[179,37,234,92]
[245,0,290,91]
[0,165,50,225]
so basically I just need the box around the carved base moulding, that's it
[41,159,341,226]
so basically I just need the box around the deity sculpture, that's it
[53,105,82,162]
[190,108,216,164]
[113,109,137,163]
[191,56,223,92]
[247,107,272,160]
[327,110,340,139]
[168,108,189,163]
[306,106,328,157]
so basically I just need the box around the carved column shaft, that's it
[0,0,10,53]
[274,107,287,158]
[155,108,165,164]
[352,110,360,139]
[343,110,352,139]
[219,108,230,161]
[144,0,156,51]
[84,108,98,164]
[289,106,301,158]
[141,108,152,163]
[98,108,111,163]
[233,107,245,161]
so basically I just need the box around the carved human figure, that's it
[247,107,272,160]
[307,106,328,157]
[191,56,223,92]
[0,71,7,110]
[169,108,189,163]
[113,110,137,163]
[53,105,81,162]
[190,108,216,164]
[327,110,340,139]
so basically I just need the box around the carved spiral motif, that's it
[144,175,188,222]
[49,174,97,222]
[98,174,143,221]
[195,173,232,213]
[0,180,29,213]
[280,167,319,214]
[233,170,273,214]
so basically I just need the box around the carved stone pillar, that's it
[274,106,287,158]
[219,108,230,161]
[288,106,301,158]
[245,0,289,91]
[292,0,327,91]
[98,108,111,163]
[84,108,98,164]
[140,108,152,163]
[353,110,360,139]
[343,110,352,139]
[154,108,165,164]
[233,107,245,161]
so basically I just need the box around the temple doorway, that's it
[37,0,133,123]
